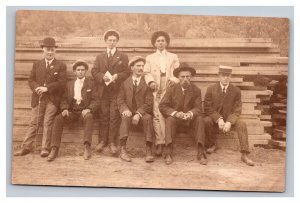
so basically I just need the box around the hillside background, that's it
[16,10,289,56]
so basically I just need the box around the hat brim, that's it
[128,58,146,67]
[41,44,58,48]
[173,67,196,77]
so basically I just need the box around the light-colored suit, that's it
[144,50,180,145]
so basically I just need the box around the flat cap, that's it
[128,56,146,67]
[103,29,120,41]
[72,59,89,71]
[219,65,233,74]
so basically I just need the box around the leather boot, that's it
[197,144,208,165]
[95,141,106,152]
[119,146,131,162]
[14,148,30,156]
[109,143,118,155]
[241,153,255,166]
[206,144,217,154]
[83,143,92,160]
[156,144,164,156]
[40,149,50,157]
[47,147,58,162]
[145,144,154,163]
[164,144,173,165]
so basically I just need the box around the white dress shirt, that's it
[107,47,116,57]
[220,82,229,93]
[45,58,54,68]
[132,75,142,86]
[74,77,85,104]
[156,49,167,73]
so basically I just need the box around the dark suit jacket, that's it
[117,76,153,116]
[28,58,67,108]
[60,77,100,113]
[204,83,242,125]
[159,83,203,118]
[91,49,130,98]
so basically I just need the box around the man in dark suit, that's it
[47,60,99,161]
[159,66,207,165]
[14,37,67,157]
[204,66,255,166]
[117,56,155,162]
[91,29,130,155]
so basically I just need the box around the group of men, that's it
[14,29,255,166]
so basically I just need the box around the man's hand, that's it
[168,78,178,87]
[183,112,193,120]
[35,87,48,95]
[111,74,118,83]
[218,118,225,130]
[81,109,91,118]
[122,110,132,117]
[223,122,232,133]
[61,109,69,117]
[175,111,185,119]
[103,75,111,82]
[149,82,157,90]
[132,114,141,125]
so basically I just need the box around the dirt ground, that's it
[11,142,286,192]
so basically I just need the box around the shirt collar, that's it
[156,49,167,55]
[220,82,229,91]
[132,75,142,83]
[107,47,116,55]
[76,77,85,84]
[45,58,54,64]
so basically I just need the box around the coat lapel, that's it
[135,77,146,94]
[111,49,121,68]
[183,86,193,110]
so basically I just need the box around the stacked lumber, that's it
[267,77,288,150]
[13,38,288,149]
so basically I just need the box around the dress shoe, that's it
[145,145,154,163]
[197,153,208,165]
[95,141,106,152]
[83,144,92,160]
[206,144,217,154]
[40,149,50,157]
[241,153,255,166]
[156,144,163,156]
[119,147,131,162]
[165,154,173,165]
[14,148,30,156]
[109,143,118,155]
[47,147,58,162]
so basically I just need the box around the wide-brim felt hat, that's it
[173,65,196,78]
[40,37,58,48]
[103,29,120,40]
[151,31,170,47]
[128,56,146,67]
[72,59,89,71]
[218,65,233,74]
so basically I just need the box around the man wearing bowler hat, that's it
[204,66,255,166]
[91,29,130,155]
[14,37,67,157]
[47,60,99,161]
[117,56,155,163]
[159,65,207,165]
[144,31,180,157]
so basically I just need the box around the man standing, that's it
[14,37,67,157]
[159,66,207,165]
[47,60,99,161]
[204,66,255,166]
[91,29,130,155]
[117,56,155,163]
[144,31,180,156]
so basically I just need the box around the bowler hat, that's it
[173,64,196,78]
[72,59,89,71]
[40,37,58,48]
[151,31,170,47]
[103,29,120,41]
[128,56,146,67]
[218,65,233,74]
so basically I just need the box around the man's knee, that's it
[83,112,93,121]
[235,119,247,129]
[165,116,176,124]
[141,114,152,122]
[204,116,214,126]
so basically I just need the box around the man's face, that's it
[42,46,56,60]
[178,71,192,89]
[131,61,145,77]
[74,65,86,79]
[219,73,231,86]
[155,36,168,51]
[105,35,118,49]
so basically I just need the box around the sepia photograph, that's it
[11,9,289,192]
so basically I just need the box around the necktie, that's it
[132,79,138,111]
[46,61,50,70]
[108,49,113,68]
[222,87,226,95]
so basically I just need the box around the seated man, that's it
[204,66,255,166]
[47,60,99,161]
[117,56,155,163]
[159,65,207,165]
